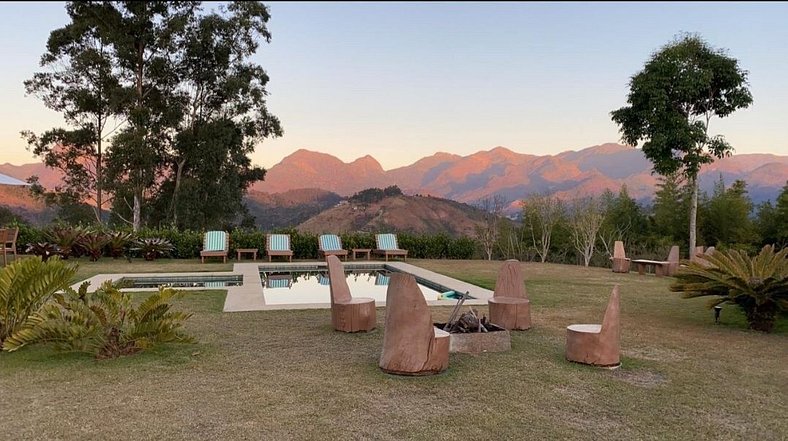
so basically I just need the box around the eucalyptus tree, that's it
[21,2,123,224]
[90,1,196,231]
[611,34,752,255]
[155,1,283,229]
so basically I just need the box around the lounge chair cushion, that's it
[269,234,290,251]
[204,231,227,252]
[320,234,342,251]
[377,234,399,250]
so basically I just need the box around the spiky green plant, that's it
[670,245,788,333]
[0,257,77,345]
[48,225,87,259]
[3,281,193,358]
[78,230,110,262]
[25,242,61,261]
[131,238,174,261]
[107,231,134,259]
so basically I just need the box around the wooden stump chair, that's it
[488,259,532,330]
[665,245,680,276]
[327,255,376,332]
[610,241,631,273]
[565,285,620,368]
[690,246,705,262]
[379,273,449,375]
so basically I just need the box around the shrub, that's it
[3,281,193,358]
[78,230,110,262]
[136,228,202,258]
[25,242,61,261]
[48,225,87,259]
[0,257,77,345]
[131,238,174,261]
[670,245,788,333]
[106,231,134,259]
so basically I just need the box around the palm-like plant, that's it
[48,225,87,259]
[25,242,61,261]
[0,257,77,345]
[107,231,134,259]
[131,238,174,261]
[670,245,788,333]
[3,281,193,358]
[78,230,110,262]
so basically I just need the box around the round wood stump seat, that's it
[489,297,531,330]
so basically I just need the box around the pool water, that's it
[260,269,451,305]
[119,275,243,289]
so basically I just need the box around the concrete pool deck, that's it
[73,260,493,312]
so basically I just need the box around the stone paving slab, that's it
[71,260,492,313]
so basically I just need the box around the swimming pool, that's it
[259,268,466,305]
[118,275,243,289]
[73,261,493,312]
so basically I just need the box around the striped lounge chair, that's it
[318,234,348,260]
[375,273,390,286]
[266,234,293,262]
[373,233,408,261]
[200,231,229,263]
[266,274,293,289]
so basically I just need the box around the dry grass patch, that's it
[0,259,785,440]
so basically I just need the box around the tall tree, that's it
[522,194,565,263]
[701,177,756,247]
[474,194,507,261]
[569,196,605,267]
[599,185,648,257]
[90,1,195,231]
[611,33,753,256]
[651,174,692,244]
[154,1,282,229]
[21,3,123,224]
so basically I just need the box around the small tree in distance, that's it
[611,33,753,256]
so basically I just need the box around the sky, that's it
[1,1,787,170]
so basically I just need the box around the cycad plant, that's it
[0,257,77,345]
[3,281,193,358]
[670,245,788,333]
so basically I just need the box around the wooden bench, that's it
[631,259,672,276]
[631,245,680,277]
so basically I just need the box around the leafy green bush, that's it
[228,229,266,256]
[131,238,174,261]
[78,230,109,262]
[670,245,788,333]
[3,281,193,359]
[137,228,202,258]
[48,225,87,259]
[9,221,46,255]
[106,231,135,258]
[25,242,61,261]
[0,257,77,345]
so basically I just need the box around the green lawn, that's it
[1,258,786,440]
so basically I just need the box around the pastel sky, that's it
[1,2,787,169]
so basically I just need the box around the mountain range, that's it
[247,143,787,204]
[2,143,786,225]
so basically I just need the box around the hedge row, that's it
[10,223,478,260]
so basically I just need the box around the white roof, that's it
[0,172,30,186]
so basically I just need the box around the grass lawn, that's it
[1,258,786,440]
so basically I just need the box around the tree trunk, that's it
[95,134,103,225]
[689,176,699,258]
[133,190,141,232]
[170,158,186,227]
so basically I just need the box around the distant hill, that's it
[296,194,490,237]
[4,143,786,226]
[251,143,788,205]
[245,188,342,230]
